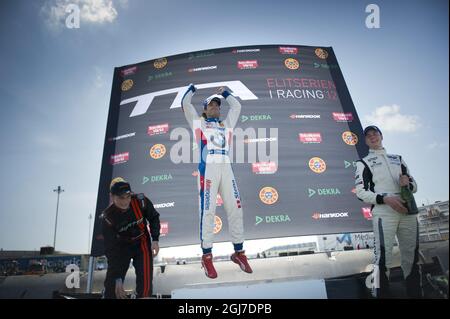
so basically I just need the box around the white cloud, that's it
[427,141,449,150]
[34,134,64,149]
[94,66,105,88]
[363,104,421,133]
[41,0,124,32]
[117,0,129,8]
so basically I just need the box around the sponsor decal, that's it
[154,202,175,209]
[238,60,258,69]
[279,47,298,54]
[315,48,329,59]
[160,222,169,236]
[188,65,217,73]
[108,132,136,142]
[252,162,277,174]
[188,51,215,60]
[309,157,327,174]
[284,58,300,70]
[313,62,338,69]
[255,214,291,226]
[344,160,357,168]
[216,194,223,207]
[232,48,260,53]
[232,180,242,208]
[342,131,358,146]
[241,114,272,122]
[154,58,167,69]
[259,187,279,205]
[387,155,401,165]
[110,152,129,165]
[267,78,336,89]
[149,144,166,159]
[315,62,337,69]
[147,123,169,136]
[308,188,341,197]
[121,79,133,91]
[333,112,354,122]
[142,174,173,185]
[204,179,212,210]
[266,78,338,100]
[244,137,277,144]
[121,66,137,77]
[290,114,321,119]
[147,71,173,82]
[299,133,322,144]
[312,211,349,219]
[213,215,223,234]
[362,207,373,220]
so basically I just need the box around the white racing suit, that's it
[181,84,244,254]
[355,148,422,298]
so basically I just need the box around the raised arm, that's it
[222,90,241,129]
[181,83,200,129]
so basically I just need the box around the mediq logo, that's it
[65,264,80,289]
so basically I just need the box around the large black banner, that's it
[91,44,372,256]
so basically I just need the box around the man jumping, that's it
[181,83,253,279]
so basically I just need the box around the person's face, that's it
[365,130,383,149]
[205,100,220,118]
[112,193,131,210]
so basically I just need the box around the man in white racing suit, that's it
[355,125,422,298]
[181,83,253,279]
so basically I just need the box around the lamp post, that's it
[53,186,64,250]
[88,213,93,254]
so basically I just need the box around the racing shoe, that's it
[201,253,217,279]
[231,251,253,273]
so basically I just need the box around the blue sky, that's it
[0,0,448,254]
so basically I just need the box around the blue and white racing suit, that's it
[181,84,245,254]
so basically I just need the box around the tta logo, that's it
[120,80,258,117]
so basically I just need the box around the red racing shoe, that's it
[201,253,217,279]
[231,251,253,273]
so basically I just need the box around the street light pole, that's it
[88,213,93,254]
[53,186,64,250]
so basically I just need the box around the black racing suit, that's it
[101,193,160,298]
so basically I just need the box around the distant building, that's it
[0,250,89,273]
[418,200,449,243]
[261,241,318,258]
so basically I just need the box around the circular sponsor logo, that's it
[213,215,223,234]
[121,79,133,91]
[342,131,358,146]
[154,58,167,69]
[315,48,328,59]
[259,186,279,205]
[309,157,327,174]
[149,144,166,159]
[284,58,300,70]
